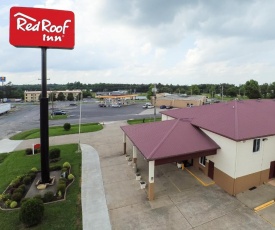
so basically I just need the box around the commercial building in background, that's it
[24,90,82,102]
[153,94,206,108]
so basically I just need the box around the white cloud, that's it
[1,0,275,85]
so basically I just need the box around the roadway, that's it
[0,100,161,139]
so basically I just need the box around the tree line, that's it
[0,80,274,100]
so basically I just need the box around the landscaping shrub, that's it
[50,165,62,171]
[59,177,67,184]
[1,193,11,202]
[31,167,38,172]
[18,184,26,192]
[43,191,54,202]
[19,198,44,227]
[63,123,71,131]
[23,176,31,185]
[25,148,32,155]
[10,201,18,209]
[11,192,23,202]
[5,199,12,208]
[63,162,71,169]
[49,148,61,159]
[14,187,24,194]
[28,172,36,180]
[33,194,42,200]
[20,197,30,204]
[68,174,75,181]
[57,184,66,196]
[10,177,21,188]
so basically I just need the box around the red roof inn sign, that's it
[10,7,74,49]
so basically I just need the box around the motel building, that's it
[121,99,275,200]
[24,90,82,102]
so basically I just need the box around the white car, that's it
[111,104,121,108]
[143,103,153,109]
[147,105,154,109]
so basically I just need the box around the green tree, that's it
[190,85,200,95]
[227,86,237,97]
[260,83,269,98]
[244,80,261,99]
[57,92,65,101]
[269,82,275,98]
[147,85,154,100]
[67,93,74,101]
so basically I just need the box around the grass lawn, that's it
[49,114,67,120]
[10,123,103,140]
[127,117,161,125]
[0,144,82,230]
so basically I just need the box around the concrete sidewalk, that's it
[0,139,22,154]
[81,144,111,230]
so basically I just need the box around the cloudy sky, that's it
[1,0,275,86]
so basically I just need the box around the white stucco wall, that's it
[201,129,237,178]
[161,114,174,121]
[235,136,275,177]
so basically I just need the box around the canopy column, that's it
[148,160,155,201]
[123,132,126,155]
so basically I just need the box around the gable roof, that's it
[161,99,275,141]
[121,119,220,161]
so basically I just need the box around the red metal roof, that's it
[162,99,275,141]
[121,119,220,161]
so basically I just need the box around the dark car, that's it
[98,103,107,107]
[160,105,166,109]
[51,110,66,115]
[69,103,77,106]
[166,106,173,109]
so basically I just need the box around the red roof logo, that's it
[10,7,75,49]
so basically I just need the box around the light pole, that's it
[77,92,83,153]
[152,84,157,122]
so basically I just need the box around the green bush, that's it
[31,167,38,172]
[18,184,26,192]
[57,184,66,196]
[50,165,62,171]
[10,201,18,208]
[25,148,32,155]
[68,174,75,181]
[49,148,61,159]
[21,197,30,204]
[5,199,12,208]
[43,191,54,203]
[11,192,23,202]
[10,177,21,188]
[19,198,44,227]
[28,172,36,180]
[1,193,11,202]
[14,187,24,194]
[33,194,43,200]
[63,123,71,131]
[63,162,71,169]
[59,177,67,184]
[23,176,32,185]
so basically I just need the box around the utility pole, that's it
[153,84,157,122]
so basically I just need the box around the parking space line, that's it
[254,200,275,212]
[185,168,215,187]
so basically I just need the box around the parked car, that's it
[111,104,121,108]
[69,103,77,106]
[160,105,166,109]
[166,106,173,109]
[143,103,153,109]
[147,105,154,109]
[51,110,66,115]
[98,103,107,107]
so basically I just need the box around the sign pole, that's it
[40,47,50,183]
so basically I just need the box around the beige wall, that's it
[156,98,205,108]
[24,90,82,102]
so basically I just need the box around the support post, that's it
[148,161,155,201]
[123,132,126,155]
[40,47,50,183]
[133,145,137,171]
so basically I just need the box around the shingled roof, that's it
[121,119,220,162]
[161,99,275,141]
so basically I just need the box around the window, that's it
[253,139,261,152]
[199,156,206,166]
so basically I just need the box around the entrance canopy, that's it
[121,119,220,165]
